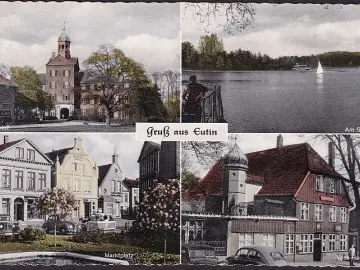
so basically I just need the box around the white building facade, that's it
[0,136,52,222]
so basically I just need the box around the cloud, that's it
[183,3,360,57]
[0,2,180,73]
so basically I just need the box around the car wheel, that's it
[60,228,67,235]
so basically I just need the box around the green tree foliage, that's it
[130,179,180,254]
[83,44,151,126]
[135,85,169,122]
[184,37,360,71]
[10,66,53,118]
[182,172,200,193]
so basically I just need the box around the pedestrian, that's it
[183,75,207,123]
[349,244,356,266]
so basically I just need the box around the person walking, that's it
[183,75,207,123]
[349,244,356,266]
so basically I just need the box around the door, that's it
[85,202,91,218]
[313,239,322,261]
[14,198,24,221]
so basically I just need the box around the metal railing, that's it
[201,85,224,123]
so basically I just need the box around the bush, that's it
[20,227,46,241]
[71,230,125,244]
[132,252,179,265]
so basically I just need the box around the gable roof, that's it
[137,141,161,162]
[186,143,346,199]
[0,75,18,87]
[0,138,53,164]
[123,178,139,189]
[98,164,112,186]
[46,55,78,66]
[46,147,72,164]
[0,139,24,153]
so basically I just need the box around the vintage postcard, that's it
[0,133,180,265]
[182,3,360,133]
[181,134,359,266]
[0,2,180,133]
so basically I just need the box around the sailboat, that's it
[317,60,323,75]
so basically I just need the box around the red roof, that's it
[186,143,345,198]
[123,178,139,188]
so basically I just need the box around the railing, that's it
[182,84,225,123]
[188,240,227,256]
[201,85,225,123]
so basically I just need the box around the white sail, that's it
[317,61,323,74]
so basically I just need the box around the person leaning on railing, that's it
[183,75,207,123]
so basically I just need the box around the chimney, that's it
[3,135,9,144]
[112,153,119,164]
[276,134,283,148]
[329,142,336,168]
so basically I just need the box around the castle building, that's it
[46,137,98,218]
[182,136,353,262]
[43,26,81,119]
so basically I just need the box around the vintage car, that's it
[0,215,20,236]
[42,215,82,235]
[181,243,219,265]
[225,246,288,266]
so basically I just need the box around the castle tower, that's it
[221,143,248,215]
[58,23,71,59]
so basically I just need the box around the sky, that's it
[0,132,146,179]
[183,3,360,58]
[184,134,335,178]
[0,2,180,74]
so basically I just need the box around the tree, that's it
[198,34,225,69]
[184,3,256,34]
[10,66,53,119]
[130,179,180,255]
[83,44,151,126]
[135,85,169,121]
[35,187,76,220]
[182,42,199,69]
[182,171,200,193]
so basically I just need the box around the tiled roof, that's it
[123,178,139,188]
[0,75,17,87]
[0,139,24,153]
[46,147,72,164]
[98,164,112,186]
[186,143,345,199]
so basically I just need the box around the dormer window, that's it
[316,175,324,192]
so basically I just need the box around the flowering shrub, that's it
[35,187,76,219]
[130,179,180,254]
[132,251,180,265]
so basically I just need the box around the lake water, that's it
[183,69,360,133]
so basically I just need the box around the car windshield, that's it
[189,249,216,258]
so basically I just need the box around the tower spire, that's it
[63,22,66,32]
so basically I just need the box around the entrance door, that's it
[14,198,24,221]
[313,239,322,261]
[60,108,70,119]
[85,202,91,218]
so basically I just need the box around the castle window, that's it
[62,45,64,49]
[65,45,68,49]
[55,70,58,76]
[63,70,65,77]
[64,81,69,89]
[50,82,55,89]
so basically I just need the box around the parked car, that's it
[42,215,81,235]
[182,243,219,265]
[0,215,20,236]
[225,246,287,266]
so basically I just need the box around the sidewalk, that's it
[288,261,360,267]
